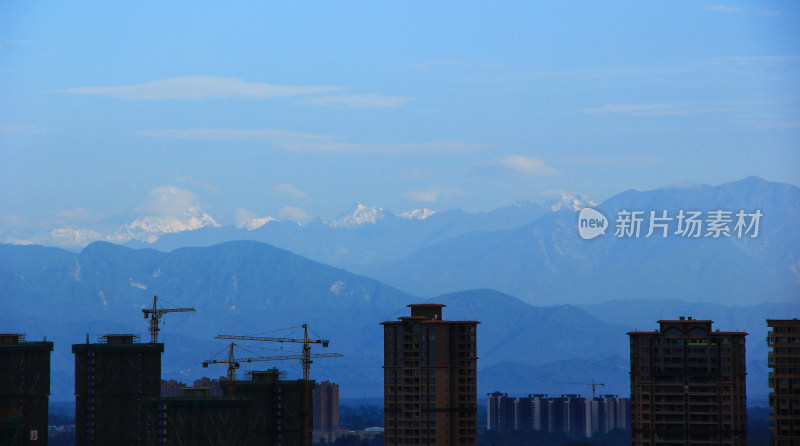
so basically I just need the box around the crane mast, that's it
[141,295,195,343]
[202,342,342,397]
[216,324,336,381]
[215,323,342,446]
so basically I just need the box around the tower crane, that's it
[215,324,342,446]
[201,342,340,396]
[142,295,195,343]
[215,324,337,381]
[556,379,606,399]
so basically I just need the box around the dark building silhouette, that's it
[382,304,479,445]
[72,334,163,446]
[146,369,311,446]
[234,369,311,446]
[629,317,747,446]
[530,394,554,432]
[0,333,53,445]
[73,331,311,446]
[767,318,800,445]
[552,394,591,438]
[313,380,339,441]
[486,391,514,431]
[193,376,224,396]
[161,378,187,397]
[147,386,251,445]
[593,394,631,434]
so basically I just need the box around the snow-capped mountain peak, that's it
[399,208,436,220]
[326,202,386,228]
[111,206,221,243]
[236,216,275,231]
[547,193,596,211]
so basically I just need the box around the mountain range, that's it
[367,177,800,306]
[2,241,796,403]
[2,176,797,403]
[2,194,594,271]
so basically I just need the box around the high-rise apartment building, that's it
[72,334,163,445]
[486,391,515,431]
[767,318,800,445]
[487,392,629,438]
[382,304,479,445]
[313,380,340,441]
[629,317,747,446]
[0,333,54,446]
[593,394,631,435]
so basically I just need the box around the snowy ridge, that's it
[325,202,386,228]
[547,193,596,211]
[111,207,220,243]
[237,216,275,230]
[399,208,436,220]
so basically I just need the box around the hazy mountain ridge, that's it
[1,242,786,402]
[1,243,628,400]
[126,199,557,269]
[367,177,800,306]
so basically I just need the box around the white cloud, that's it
[302,93,413,109]
[56,207,104,222]
[139,186,197,216]
[234,208,258,226]
[707,5,743,12]
[395,168,429,181]
[135,129,484,154]
[0,123,41,134]
[234,208,274,230]
[279,206,310,224]
[0,214,27,228]
[579,104,679,116]
[761,10,780,16]
[412,59,506,72]
[57,76,345,100]
[709,55,800,65]
[565,156,664,167]
[272,183,310,200]
[475,155,558,178]
[403,186,462,203]
[744,120,800,129]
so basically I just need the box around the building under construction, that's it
[0,333,53,446]
[145,369,312,446]
[72,334,163,445]
[72,320,322,446]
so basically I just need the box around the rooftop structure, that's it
[629,317,747,446]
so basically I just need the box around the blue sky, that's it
[1,1,798,233]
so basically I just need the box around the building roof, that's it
[656,319,713,324]
[627,330,747,335]
[381,319,480,324]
